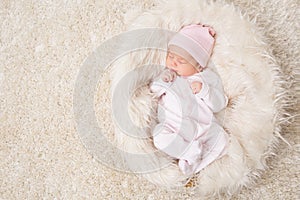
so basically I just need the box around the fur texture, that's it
[110,0,288,196]
[0,0,297,199]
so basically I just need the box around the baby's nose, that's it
[171,60,178,67]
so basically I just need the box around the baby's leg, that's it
[152,123,202,162]
[153,123,192,159]
[177,117,199,142]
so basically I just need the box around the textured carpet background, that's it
[0,0,299,199]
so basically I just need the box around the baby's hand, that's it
[161,68,177,82]
[190,81,202,94]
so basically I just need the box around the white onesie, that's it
[150,68,229,175]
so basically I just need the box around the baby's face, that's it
[166,46,200,76]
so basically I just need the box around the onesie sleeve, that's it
[150,81,165,97]
[150,75,172,98]
[190,69,228,113]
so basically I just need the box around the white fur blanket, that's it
[110,0,287,196]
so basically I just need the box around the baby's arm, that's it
[190,70,228,112]
[150,68,175,97]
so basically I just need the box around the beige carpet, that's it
[1,0,299,199]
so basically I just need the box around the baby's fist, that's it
[190,82,202,94]
[161,69,177,82]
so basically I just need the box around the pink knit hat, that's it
[168,24,216,68]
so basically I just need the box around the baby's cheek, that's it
[166,58,172,67]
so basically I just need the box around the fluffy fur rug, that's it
[110,0,294,197]
[1,0,298,199]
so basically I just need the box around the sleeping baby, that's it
[150,24,229,175]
